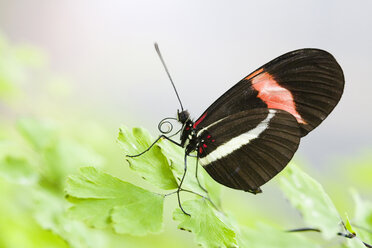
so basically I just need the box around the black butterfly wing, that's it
[196,108,301,192]
[193,49,344,137]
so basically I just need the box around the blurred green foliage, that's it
[0,33,372,248]
[0,32,46,101]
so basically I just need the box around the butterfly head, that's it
[177,109,190,124]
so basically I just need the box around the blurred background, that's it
[0,0,371,247]
[1,0,372,164]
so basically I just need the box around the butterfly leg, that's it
[186,154,207,192]
[177,152,190,216]
[126,135,182,158]
[195,157,208,193]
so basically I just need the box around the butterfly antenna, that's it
[154,43,184,111]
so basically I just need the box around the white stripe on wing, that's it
[199,109,276,166]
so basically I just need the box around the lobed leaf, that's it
[156,138,220,197]
[33,189,107,248]
[118,126,222,199]
[173,198,237,248]
[279,164,341,239]
[66,167,164,236]
[118,126,178,190]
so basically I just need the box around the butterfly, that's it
[128,44,344,214]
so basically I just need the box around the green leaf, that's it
[352,192,372,245]
[173,198,237,248]
[0,155,38,184]
[117,126,178,190]
[15,118,104,190]
[345,213,356,235]
[17,118,58,150]
[279,164,341,239]
[66,167,164,235]
[0,140,38,184]
[42,138,104,186]
[202,171,223,208]
[33,189,107,248]
[156,138,218,197]
[118,125,222,205]
[237,223,320,248]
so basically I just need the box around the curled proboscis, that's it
[158,117,178,135]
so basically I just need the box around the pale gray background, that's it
[0,0,371,166]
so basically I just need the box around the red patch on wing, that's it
[245,68,264,80]
[251,71,306,124]
[193,112,207,128]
